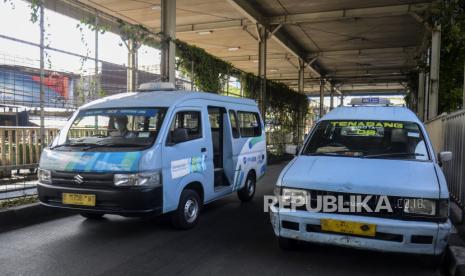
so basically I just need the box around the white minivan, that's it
[270,98,451,257]
[38,82,266,229]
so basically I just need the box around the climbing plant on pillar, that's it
[175,40,240,92]
[414,0,465,112]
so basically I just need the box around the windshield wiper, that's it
[50,143,97,149]
[306,150,350,156]
[95,143,147,147]
[364,153,425,159]
[51,142,148,150]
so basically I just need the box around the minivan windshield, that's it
[55,108,166,150]
[302,120,430,161]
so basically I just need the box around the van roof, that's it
[322,106,421,123]
[80,90,257,110]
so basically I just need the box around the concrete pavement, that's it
[0,163,440,275]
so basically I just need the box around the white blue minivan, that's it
[270,98,451,257]
[37,82,266,229]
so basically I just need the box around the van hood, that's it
[39,148,142,173]
[281,156,439,198]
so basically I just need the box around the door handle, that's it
[201,147,207,152]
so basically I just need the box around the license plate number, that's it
[320,219,376,237]
[62,193,96,207]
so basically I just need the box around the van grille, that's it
[51,171,114,188]
[292,189,444,222]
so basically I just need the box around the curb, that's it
[446,202,465,276]
[446,245,465,276]
[0,203,72,233]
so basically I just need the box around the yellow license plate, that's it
[62,193,96,207]
[320,219,376,237]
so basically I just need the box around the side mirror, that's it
[285,144,299,155]
[438,151,452,164]
[171,128,189,144]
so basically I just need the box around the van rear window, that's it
[237,112,261,137]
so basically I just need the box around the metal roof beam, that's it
[269,3,431,25]
[227,0,324,78]
[153,19,252,33]
[308,47,417,59]
[224,46,417,62]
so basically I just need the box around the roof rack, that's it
[138,82,176,92]
[350,97,391,106]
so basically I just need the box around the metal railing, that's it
[425,110,465,209]
[0,127,59,176]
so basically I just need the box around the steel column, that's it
[298,59,304,93]
[428,26,441,120]
[127,39,138,92]
[258,24,268,118]
[319,78,325,117]
[330,84,334,110]
[297,59,305,143]
[340,93,344,106]
[463,60,465,109]
[39,2,45,148]
[160,0,176,84]
[94,11,99,100]
[417,70,425,120]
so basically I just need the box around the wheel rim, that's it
[247,178,255,196]
[184,198,199,223]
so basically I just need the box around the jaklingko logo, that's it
[263,194,425,213]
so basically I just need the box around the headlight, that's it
[404,198,436,216]
[114,171,161,187]
[38,169,51,184]
[282,188,308,206]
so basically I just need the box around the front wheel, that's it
[171,189,201,230]
[237,173,256,202]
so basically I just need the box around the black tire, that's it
[278,236,298,250]
[80,212,104,219]
[171,189,201,230]
[237,172,256,202]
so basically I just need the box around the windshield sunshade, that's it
[302,120,430,161]
[57,108,166,151]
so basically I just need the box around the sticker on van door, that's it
[171,155,207,179]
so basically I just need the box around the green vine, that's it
[176,40,240,92]
[410,0,465,112]
[175,40,309,143]
[117,19,160,50]
[29,0,40,24]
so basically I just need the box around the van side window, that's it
[237,111,261,137]
[168,111,202,143]
[229,110,240,138]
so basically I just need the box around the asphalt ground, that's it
[0,163,440,276]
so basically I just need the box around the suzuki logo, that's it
[74,174,84,184]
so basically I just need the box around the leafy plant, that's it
[413,0,465,113]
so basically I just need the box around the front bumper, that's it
[269,206,451,255]
[38,182,163,217]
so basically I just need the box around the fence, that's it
[0,127,58,176]
[425,110,465,209]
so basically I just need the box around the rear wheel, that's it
[171,189,201,230]
[237,173,256,202]
[80,213,104,220]
[278,236,298,250]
